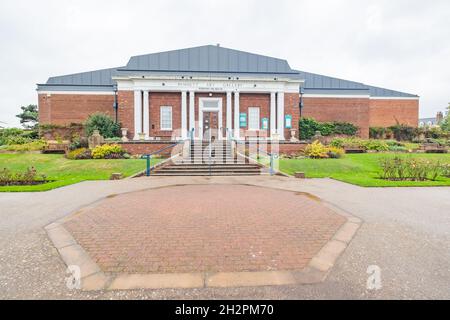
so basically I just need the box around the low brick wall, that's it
[119,141,307,156]
[118,141,182,157]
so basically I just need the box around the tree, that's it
[440,103,450,132]
[16,104,38,129]
[84,113,121,138]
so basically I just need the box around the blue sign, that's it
[285,115,292,129]
[239,113,247,127]
[261,118,269,130]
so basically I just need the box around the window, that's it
[160,106,172,130]
[248,107,260,130]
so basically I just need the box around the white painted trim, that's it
[189,91,195,133]
[160,106,173,131]
[248,107,260,130]
[181,91,188,139]
[199,97,223,140]
[133,90,142,140]
[270,92,276,137]
[226,91,232,134]
[277,92,285,140]
[369,96,419,100]
[234,92,240,139]
[37,91,115,95]
[116,77,301,94]
[303,94,370,99]
[143,91,150,140]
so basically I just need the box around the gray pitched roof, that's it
[37,45,419,98]
[120,45,296,74]
[367,85,418,98]
[294,70,417,97]
[45,67,119,86]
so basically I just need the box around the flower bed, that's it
[66,144,130,160]
[378,157,447,181]
[0,167,50,186]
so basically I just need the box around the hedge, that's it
[299,118,358,140]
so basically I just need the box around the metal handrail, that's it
[189,128,195,159]
[141,142,183,176]
[232,138,276,175]
[208,129,212,176]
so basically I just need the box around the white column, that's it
[233,91,240,139]
[277,92,285,140]
[181,91,187,139]
[143,91,150,140]
[226,91,232,139]
[189,91,195,137]
[133,90,142,140]
[270,92,276,138]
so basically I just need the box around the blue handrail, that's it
[141,142,182,176]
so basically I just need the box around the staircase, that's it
[151,140,262,176]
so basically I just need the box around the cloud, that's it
[0,0,449,126]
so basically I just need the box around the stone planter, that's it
[121,128,129,142]
[138,132,145,141]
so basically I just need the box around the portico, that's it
[118,76,300,142]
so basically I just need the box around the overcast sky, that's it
[1,0,449,127]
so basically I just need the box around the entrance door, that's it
[203,111,219,141]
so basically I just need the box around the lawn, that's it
[0,153,161,192]
[279,153,450,187]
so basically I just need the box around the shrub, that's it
[91,144,125,159]
[369,127,386,139]
[4,140,47,152]
[330,138,366,150]
[304,141,344,159]
[0,167,47,186]
[0,128,40,145]
[388,124,417,141]
[363,140,389,151]
[299,118,358,140]
[442,164,450,177]
[66,148,91,160]
[327,146,345,159]
[379,157,446,181]
[304,141,329,158]
[85,113,120,138]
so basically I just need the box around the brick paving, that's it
[64,185,346,274]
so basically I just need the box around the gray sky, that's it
[1,0,449,127]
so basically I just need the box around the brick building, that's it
[37,45,419,141]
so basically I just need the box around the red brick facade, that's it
[38,91,418,141]
[369,99,419,127]
[38,93,114,125]
[302,97,371,138]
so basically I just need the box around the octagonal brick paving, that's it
[64,185,346,274]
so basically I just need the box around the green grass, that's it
[0,153,161,192]
[279,153,450,187]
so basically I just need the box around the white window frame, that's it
[248,107,260,130]
[160,106,173,131]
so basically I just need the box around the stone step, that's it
[160,166,261,171]
[150,172,261,176]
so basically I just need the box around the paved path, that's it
[0,176,449,299]
[64,185,345,274]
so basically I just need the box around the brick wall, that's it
[38,93,114,125]
[369,99,419,127]
[119,142,182,156]
[239,93,270,139]
[284,93,300,140]
[302,97,371,138]
[149,92,182,138]
[118,91,134,139]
